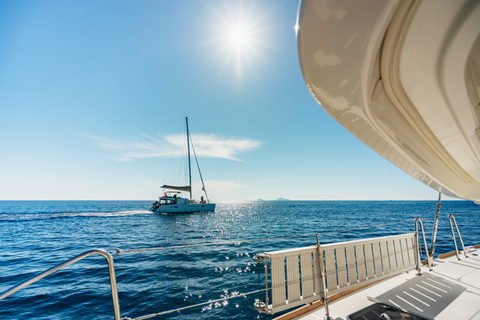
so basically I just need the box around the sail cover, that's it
[161,185,191,192]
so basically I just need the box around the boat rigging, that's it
[149,117,216,214]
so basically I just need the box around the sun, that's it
[228,25,250,48]
[206,2,268,80]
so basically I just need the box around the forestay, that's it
[254,233,420,314]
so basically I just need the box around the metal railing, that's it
[448,214,468,259]
[415,218,432,268]
[0,249,121,320]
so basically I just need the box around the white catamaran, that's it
[149,117,215,214]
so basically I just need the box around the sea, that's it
[1,200,479,320]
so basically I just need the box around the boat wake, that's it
[0,210,150,221]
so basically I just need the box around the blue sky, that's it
[0,0,449,201]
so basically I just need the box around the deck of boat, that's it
[277,247,480,320]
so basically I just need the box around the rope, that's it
[462,231,480,238]
[316,219,415,236]
[128,272,324,320]
[417,212,480,221]
[445,212,480,216]
[111,219,415,255]
[434,231,480,245]
[126,288,266,320]
[111,234,315,255]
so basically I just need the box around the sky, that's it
[0,0,453,201]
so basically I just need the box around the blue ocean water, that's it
[1,200,479,319]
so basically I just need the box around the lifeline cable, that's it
[111,219,415,255]
[121,220,419,320]
[434,231,480,245]
[124,288,265,320]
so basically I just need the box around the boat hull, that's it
[155,203,216,214]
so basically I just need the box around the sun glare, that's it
[229,26,249,48]
[208,2,268,80]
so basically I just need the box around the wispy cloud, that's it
[85,133,261,162]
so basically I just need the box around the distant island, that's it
[256,198,290,201]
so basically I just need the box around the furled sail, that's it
[161,185,191,192]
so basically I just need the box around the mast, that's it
[186,117,192,199]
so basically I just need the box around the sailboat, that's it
[149,117,216,214]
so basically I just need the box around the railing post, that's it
[448,215,461,260]
[103,250,121,320]
[316,234,332,320]
[253,254,267,312]
[414,219,421,274]
[451,215,468,258]
[415,218,432,270]
[264,255,269,311]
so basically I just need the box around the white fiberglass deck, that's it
[290,248,480,320]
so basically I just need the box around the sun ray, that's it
[204,1,270,81]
